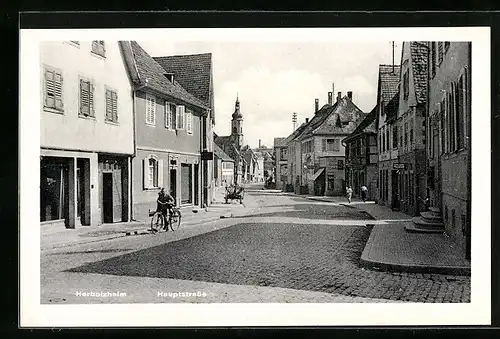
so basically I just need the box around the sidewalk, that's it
[41,188,248,251]
[290,192,470,276]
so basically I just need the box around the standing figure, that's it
[346,186,353,203]
[361,185,368,202]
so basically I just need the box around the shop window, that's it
[40,161,68,222]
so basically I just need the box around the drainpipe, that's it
[130,82,148,221]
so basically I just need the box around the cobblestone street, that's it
[41,186,470,303]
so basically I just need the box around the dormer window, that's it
[164,73,174,83]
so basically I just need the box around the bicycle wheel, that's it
[169,209,181,231]
[150,212,164,233]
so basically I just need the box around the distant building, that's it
[284,121,308,194]
[344,106,379,201]
[40,41,134,229]
[296,92,366,196]
[213,143,235,186]
[273,137,288,190]
[214,96,245,184]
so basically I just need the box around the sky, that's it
[139,40,402,149]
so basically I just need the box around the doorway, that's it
[194,164,199,206]
[170,169,177,203]
[102,172,113,223]
[391,170,399,210]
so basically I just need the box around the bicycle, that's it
[150,205,182,233]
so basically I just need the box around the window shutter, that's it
[54,71,63,110]
[322,139,326,152]
[105,90,112,120]
[165,103,170,128]
[158,159,164,188]
[182,106,186,129]
[89,83,95,116]
[143,158,149,189]
[112,91,118,122]
[176,105,182,129]
[44,69,55,108]
[80,79,89,115]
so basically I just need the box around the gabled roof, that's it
[296,103,336,141]
[344,106,378,143]
[283,122,307,145]
[409,41,429,105]
[385,89,400,123]
[213,143,234,162]
[378,64,401,103]
[273,137,287,148]
[128,41,209,110]
[313,97,366,135]
[154,53,215,122]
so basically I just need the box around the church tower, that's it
[231,94,244,149]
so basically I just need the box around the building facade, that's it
[154,53,216,207]
[394,42,429,216]
[213,143,235,186]
[40,41,134,229]
[427,42,471,258]
[376,64,401,210]
[121,41,210,221]
[273,137,288,190]
[344,106,379,201]
[298,92,365,196]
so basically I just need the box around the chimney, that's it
[259,139,261,148]
[327,92,333,105]
[347,91,353,101]
[314,98,319,112]
[305,118,309,123]
[337,91,342,102]
[332,83,335,98]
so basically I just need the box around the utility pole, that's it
[292,112,297,131]
[392,41,395,73]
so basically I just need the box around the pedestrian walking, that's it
[361,185,368,202]
[346,186,353,203]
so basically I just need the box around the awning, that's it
[312,168,325,181]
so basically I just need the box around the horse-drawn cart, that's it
[225,185,244,204]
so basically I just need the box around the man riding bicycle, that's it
[157,187,175,230]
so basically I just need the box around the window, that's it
[143,155,163,189]
[403,70,410,100]
[448,88,456,152]
[457,71,467,149]
[79,78,94,117]
[165,102,176,128]
[323,138,340,152]
[438,42,444,65]
[404,122,408,147]
[105,89,118,123]
[337,160,344,170]
[440,100,446,154]
[386,128,390,151]
[382,128,386,152]
[91,40,106,57]
[146,94,156,125]
[445,41,450,53]
[176,105,186,129]
[186,109,193,134]
[393,125,398,148]
[399,125,403,148]
[431,42,437,78]
[43,66,64,112]
[409,126,414,145]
